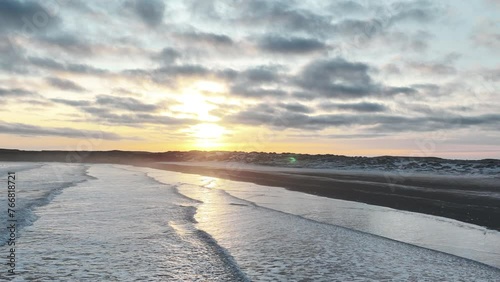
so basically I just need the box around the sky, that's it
[0,0,499,159]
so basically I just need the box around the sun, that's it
[191,123,226,149]
[173,93,216,121]
[194,123,225,139]
[171,79,226,122]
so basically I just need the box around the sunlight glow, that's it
[190,123,227,149]
[171,79,227,122]
[173,93,217,121]
[193,80,226,93]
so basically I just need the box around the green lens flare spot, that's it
[288,157,297,164]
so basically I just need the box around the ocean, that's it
[1,162,499,281]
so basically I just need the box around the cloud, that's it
[80,108,196,127]
[240,66,282,82]
[149,64,210,84]
[277,102,312,113]
[152,47,182,65]
[328,1,440,49]
[174,31,234,47]
[95,95,160,112]
[293,58,416,99]
[405,61,456,75]
[0,0,497,154]
[0,87,36,97]
[0,37,28,73]
[0,0,59,33]
[321,102,388,112]
[334,19,385,39]
[330,1,366,14]
[29,57,108,74]
[390,0,440,24]
[51,98,90,107]
[0,121,127,140]
[288,132,388,139]
[50,95,195,127]
[35,33,93,55]
[235,0,332,34]
[479,67,500,81]
[257,35,328,54]
[51,95,161,113]
[131,0,165,27]
[46,77,86,92]
[225,103,500,132]
[230,85,288,98]
[484,0,500,7]
[471,20,500,50]
[225,65,288,98]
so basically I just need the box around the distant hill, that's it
[0,149,499,176]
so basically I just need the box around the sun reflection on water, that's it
[201,176,218,189]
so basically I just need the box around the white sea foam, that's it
[142,166,500,280]
[0,164,245,281]
[1,163,499,281]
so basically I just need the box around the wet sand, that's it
[139,162,500,231]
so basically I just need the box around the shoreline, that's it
[138,162,500,231]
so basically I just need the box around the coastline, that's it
[138,161,500,231]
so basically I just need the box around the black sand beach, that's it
[142,162,500,231]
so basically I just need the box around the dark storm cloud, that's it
[0,121,125,140]
[0,0,59,33]
[131,0,165,27]
[0,87,36,97]
[321,102,388,112]
[46,77,86,92]
[257,35,328,54]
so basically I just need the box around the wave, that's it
[116,165,250,281]
[0,163,91,246]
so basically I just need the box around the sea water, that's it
[1,162,499,281]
